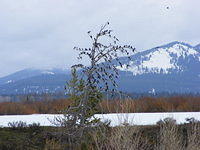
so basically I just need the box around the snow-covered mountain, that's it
[117,41,200,76]
[0,41,199,95]
[115,41,200,93]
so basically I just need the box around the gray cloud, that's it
[0,0,200,77]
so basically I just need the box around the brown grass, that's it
[0,99,71,115]
[99,96,200,113]
[90,121,200,150]
[0,96,199,115]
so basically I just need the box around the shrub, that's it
[8,121,27,130]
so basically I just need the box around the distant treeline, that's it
[0,92,67,102]
[1,92,200,102]
[0,96,200,115]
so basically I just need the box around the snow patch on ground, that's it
[0,112,200,127]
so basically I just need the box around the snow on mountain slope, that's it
[42,71,55,75]
[195,44,200,52]
[117,42,200,75]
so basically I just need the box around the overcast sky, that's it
[0,0,200,77]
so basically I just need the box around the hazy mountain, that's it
[0,68,70,95]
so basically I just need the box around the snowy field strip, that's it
[0,112,200,127]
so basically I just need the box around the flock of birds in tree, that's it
[72,22,135,93]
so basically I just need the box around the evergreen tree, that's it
[65,68,102,124]
[66,68,85,106]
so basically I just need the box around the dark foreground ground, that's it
[0,119,199,150]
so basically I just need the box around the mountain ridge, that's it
[0,41,199,95]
